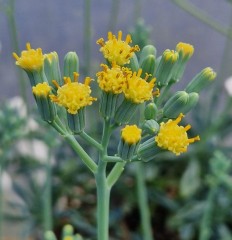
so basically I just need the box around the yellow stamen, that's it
[121,125,142,144]
[32,82,51,97]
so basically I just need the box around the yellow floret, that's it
[202,67,217,81]
[155,113,200,155]
[123,69,156,103]
[96,31,140,66]
[96,63,127,94]
[50,73,97,114]
[32,82,51,97]
[176,42,194,58]
[121,125,142,144]
[163,49,179,63]
[12,43,44,71]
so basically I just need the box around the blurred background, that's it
[1,1,232,240]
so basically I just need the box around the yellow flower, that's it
[155,113,200,155]
[123,69,156,103]
[32,82,51,97]
[12,43,44,71]
[121,125,142,144]
[50,73,97,114]
[96,63,127,94]
[96,31,140,65]
[176,42,194,58]
[64,237,73,240]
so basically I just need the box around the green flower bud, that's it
[67,107,85,134]
[64,52,79,81]
[163,91,199,118]
[139,55,156,81]
[144,102,158,120]
[125,53,139,72]
[142,119,160,135]
[99,91,119,119]
[44,51,62,85]
[139,45,157,64]
[32,82,57,122]
[74,234,83,240]
[185,67,216,93]
[44,231,57,240]
[155,49,179,87]
[62,224,74,237]
[114,99,138,125]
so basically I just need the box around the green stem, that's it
[107,162,126,188]
[5,0,28,104]
[104,156,124,162]
[43,152,53,231]
[83,0,91,75]
[0,162,3,239]
[199,186,217,240]
[136,162,153,240]
[171,0,232,39]
[95,118,112,240]
[80,131,102,151]
[64,134,97,174]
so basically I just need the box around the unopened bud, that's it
[139,55,156,81]
[144,102,158,120]
[64,52,79,81]
[185,67,216,93]
[142,119,160,135]
[139,45,157,64]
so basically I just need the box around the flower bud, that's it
[62,224,74,237]
[32,82,57,122]
[139,45,157,64]
[67,107,85,134]
[144,102,158,120]
[125,53,139,72]
[155,49,179,87]
[185,67,216,93]
[163,91,199,118]
[63,52,79,81]
[118,125,142,160]
[139,55,156,81]
[171,42,194,83]
[44,51,62,85]
[142,119,160,135]
[44,231,57,240]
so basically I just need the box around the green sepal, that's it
[126,53,139,72]
[137,137,162,162]
[142,119,160,135]
[163,91,199,118]
[144,102,158,120]
[114,99,138,124]
[139,55,156,81]
[99,91,119,119]
[44,52,62,85]
[63,52,79,81]
[67,108,85,134]
[27,68,48,87]
[139,45,157,64]
[118,140,139,161]
[185,67,216,93]
[33,94,57,122]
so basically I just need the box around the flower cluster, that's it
[13,30,216,159]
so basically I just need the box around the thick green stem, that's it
[136,162,153,240]
[199,186,217,240]
[107,162,126,188]
[43,153,53,231]
[95,161,111,240]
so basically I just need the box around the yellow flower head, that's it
[50,73,97,114]
[96,63,127,94]
[121,125,142,144]
[32,82,51,97]
[176,42,194,58]
[123,69,156,104]
[12,43,44,71]
[96,31,140,66]
[155,113,200,155]
[44,51,58,63]
[163,49,179,63]
[202,67,217,81]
